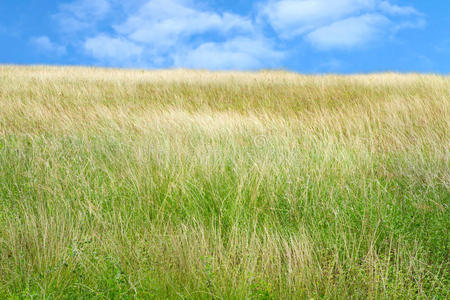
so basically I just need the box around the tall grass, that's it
[0,66,448,298]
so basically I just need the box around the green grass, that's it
[0,66,449,298]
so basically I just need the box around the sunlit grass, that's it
[0,66,448,298]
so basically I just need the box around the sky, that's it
[0,0,449,73]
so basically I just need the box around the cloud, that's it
[115,0,253,47]
[260,0,425,50]
[30,36,66,56]
[390,20,426,37]
[173,37,284,70]
[46,0,426,69]
[378,1,420,16]
[84,35,143,64]
[307,14,390,49]
[54,0,110,33]
[81,0,282,69]
[260,0,376,38]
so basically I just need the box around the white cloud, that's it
[260,0,376,38]
[173,37,284,70]
[307,14,390,49]
[391,18,426,34]
[60,0,110,19]
[84,35,143,63]
[378,1,419,16]
[46,0,426,68]
[30,36,66,56]
[54,0,110,32]
[260,0,424,50]
[115,0,253,47]
[81,0,282,69]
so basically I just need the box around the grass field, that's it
[0,66,448,299]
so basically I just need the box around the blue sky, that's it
[0,0,449,73]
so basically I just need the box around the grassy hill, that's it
[0,66,448,298]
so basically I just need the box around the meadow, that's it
[0,66,448,299]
